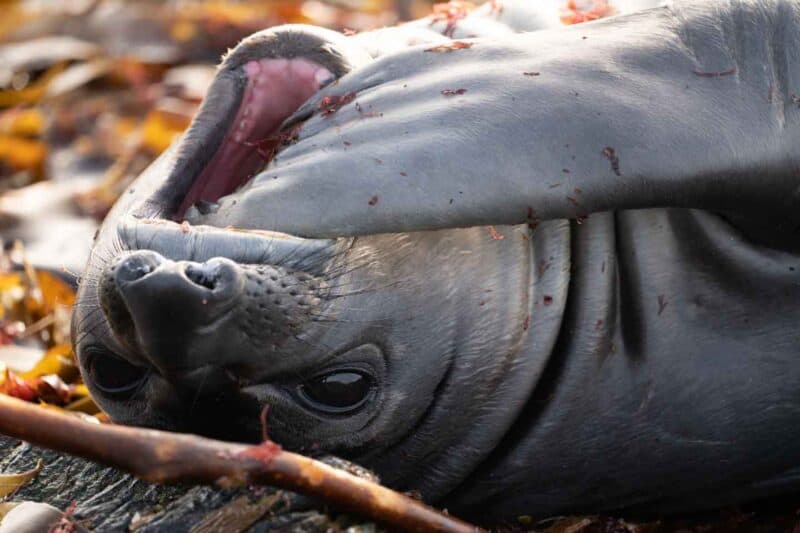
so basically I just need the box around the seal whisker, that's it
[71,306,103,332]
[290,332,335,357]
[70,302,104,309]
[85,247,114,271]
[322,260,377,283]
[307,313,379,325]
[71,308,110,348]
[272,241,312,269]
[188,367,211,415]
[318,279,407,304]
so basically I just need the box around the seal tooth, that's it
[315,68,335,87]
[244,60,262,77]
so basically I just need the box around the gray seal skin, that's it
[72,0,800,522]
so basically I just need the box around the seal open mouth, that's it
[176,57,332,219]
[132,25,368,224]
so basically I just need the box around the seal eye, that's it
[86,348,148,397]
[297,371,372,414]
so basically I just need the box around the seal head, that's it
[71,23,544,503]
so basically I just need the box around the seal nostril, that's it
[185,264,217,290]
[115,250,164,285]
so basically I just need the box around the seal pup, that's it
[73,0,800,521]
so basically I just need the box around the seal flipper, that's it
[190,0,800,240]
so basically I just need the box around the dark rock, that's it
[0,436,379,532]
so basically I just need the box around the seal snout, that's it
[113,251,243,317]
[102,250,246,371]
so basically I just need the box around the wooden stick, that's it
[0,394,481,532]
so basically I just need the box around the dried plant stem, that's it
[0,394,481,532]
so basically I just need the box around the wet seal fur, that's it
[73,0,800,522]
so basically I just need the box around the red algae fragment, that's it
[538,260,552,276]
[441,88,467,96]
[368,195,379,206]
[239,440,282,464]
[489,226,504,240]
[429,1,475,37]
[50,501,81,533]
[526,206,540,229]
[523,72,541,77]
[602,146,621,176]
[319,92,356,116]
[658,294,668,315]
[560,0,616,25]
[238,404,281,464]
[425,41,473,52]
[244,126,300,162]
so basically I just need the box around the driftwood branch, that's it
[0,395,481,532]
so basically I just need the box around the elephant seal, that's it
[72,0,800,522]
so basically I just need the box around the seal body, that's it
[73,0,800,521]
[447,210,800,518]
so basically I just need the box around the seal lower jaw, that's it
[125,24,371,224]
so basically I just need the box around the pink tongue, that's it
[177,58,332,218]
